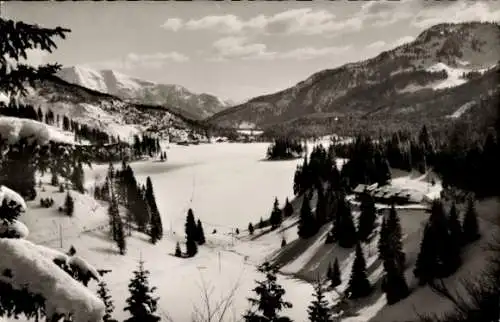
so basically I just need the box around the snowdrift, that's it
[0,238,104,322]
[0,185,27,212]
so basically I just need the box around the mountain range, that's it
[56,66,233,120]
[208,22,500,133]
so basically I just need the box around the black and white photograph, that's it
[0,0,499,321]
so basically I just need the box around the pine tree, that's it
[196,219,206,245]
[270,197,283,229]
[97,280,117,322]
[463,197,480,243]
[64,191,74,217]
[185,208,198,257]
[174,242,182,257]
[347,243,371,299]
[124,261,161,322]
[243,262,292,321]
[298,196,317,238]
[284,197,294,218]
[108,191,120,241]
[145,177,163,244]
[384,204,406,271]
[308,278,333,322]
[448,202,463,248]
[315,186,328,226]
[330,258,341,288]
[248,222,254,235]
[357,192,377,241]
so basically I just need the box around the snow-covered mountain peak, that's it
[57,66,230,119]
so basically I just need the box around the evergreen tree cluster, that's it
[266,137,304,160]
[414,199,480,286]
[132,135,161,158]
[183,208,206,258]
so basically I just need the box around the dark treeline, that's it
[266,137,305,160]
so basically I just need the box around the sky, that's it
[3,0,500,102]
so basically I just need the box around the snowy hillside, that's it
[17,77,206,143]
[0,116,80,145]
[57,66,231,119]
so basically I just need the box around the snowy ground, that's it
[6,140,497,322]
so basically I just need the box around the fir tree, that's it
[248,222,255,235]
[185,208,198,257]
[347,243,371,299]
[357,192,377,241]
[116,214,127,255]
[315,186,328,226]
[51,169,59,186]
[174,242,182,257]
[64,191,74,217]
[258,217,265,229]
[463,197,480,243]
[97,280,117,322]
[330,258,342,288]
[243,262,292,322]
[281,237,287,248]
[308,278,333,322]
[124,261,161,322]
[196,219,206,245]
[145,177,163,244]
[283,197,294,218]
[298,195,317,238]
[270,197,283,230]
[108,191,120,241]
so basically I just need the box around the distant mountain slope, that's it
[17,76,206,142]
[57,66,231,119]
[208,22,500,130]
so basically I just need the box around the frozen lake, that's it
[87,142,304,234]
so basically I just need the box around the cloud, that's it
[161,8,363,36]
[366,41,386,50]
[365,36,415,51]
[209,36,349,61]
[85,51,189,70]
[411,1,500,28]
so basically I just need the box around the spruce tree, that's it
[145,177,163,244]
[185,208,198,257]
[248,222,254,235]
[124,261,161,322]
[413,223,436,285]
[71,162,85,193]
[357,192,377,241]
[315,186,328,226]
[116,214,127,255]
[378,214,388,261]
[330,258,341,288]
[284,197,294,218]
[298,195,316,238]
[381,259,409,305]
[108,191,120,241]
[448,202,463,248]
[270,197,283,229]
[337,197,357,248]
[174,242,182,257]
[97,280,117,322]
[307,278,333,322]
[463,197,480,243]
[64,191,74,217]
[243,262,292,321]
[258,217,265,229]
[196,219,206,245]
[347,242,371,299]
[384,204,405,271]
